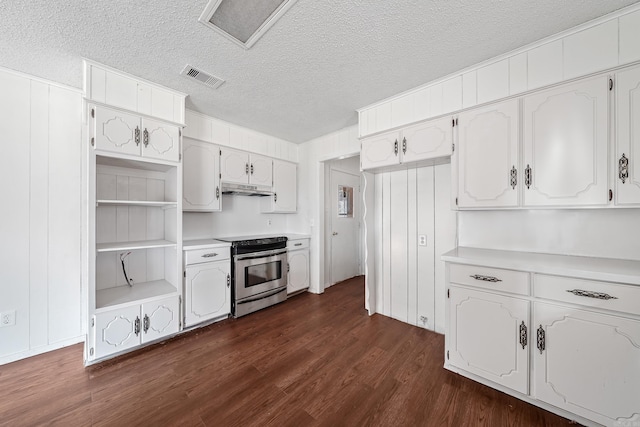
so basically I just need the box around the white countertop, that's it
[286,233,311,240]
[183,239,231,250]
[442,247,640,286]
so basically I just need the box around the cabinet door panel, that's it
[616,66,640,205]
[141,296,179,343]
[457,99,519,208]
[287,249,309,294]
[523,76,609,206]
[449,286,529,394]
[184,262,230,327]
[142,118,180,162]
[220,147,249,184]
[266,160,296,213]
[94,106,141,156]
[402,117,453,163]
[183,139,220,211]
[93,305,141,359]
[533,303,640,425]
[249,154,273,187]
[360,130,401,170]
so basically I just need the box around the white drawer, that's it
[534,274,640,316]
[287,239,309,250]
[184,247,230,265]
[449,264,529,296]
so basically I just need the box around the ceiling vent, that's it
[198,0,298,49]
[180,65,225,89]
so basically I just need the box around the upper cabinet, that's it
[183,139,221,212]
[220,147,272,187]
[92,105,181,163]
[360,116,452,171]
[615,65,640,206]
[522,75,609,207]
[457,99,519,208]
[262,160,297,213]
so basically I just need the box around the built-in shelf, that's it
[96,240,177,252]
[96,280,178,310]
[96,199,177,208]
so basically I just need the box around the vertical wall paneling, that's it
[376,103,392,134]
[563,20,618,79]
[416,167,435,331]
[477,59,510,104]
[428,84,444,118]
[389,170,408,323]
[462,71,477,109]
[391,95,414,129]
[414,88,429,122]
[509,53,528,95]
[442,77,462,114]
[528,40,563,90]
[406,169,418,326]
[381,173,391,316]
[619,10,640,64]
[374,173,384,313]
[363,171,376,314]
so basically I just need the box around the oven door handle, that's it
[236,287,287,304]
[235,249,287,261]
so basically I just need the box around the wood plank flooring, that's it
[0,276,573,426]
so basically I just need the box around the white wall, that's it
[0,68,83,364]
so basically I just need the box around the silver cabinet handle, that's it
[402,137,407,154]
[134,127,141,146]
[619,153,629,184]
[143,314,150,333]
[470,274,502,283]
[332,232,338,236]
[143,128,149,147]
[519,321,527,349]
[294,243,302,246]
[525,164,532,189]
[566,289,618,300]
[510,166,517,189]
[394,139,398,156]
[202,253,218,258]
[134,316,141,336]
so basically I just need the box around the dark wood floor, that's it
[0,276,572,426]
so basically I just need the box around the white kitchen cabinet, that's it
[522,75,609,207]
[533,302,640,426]
[360,117,452,171]
[457,99,519,208]
[92,295,179,360]
[92,104,180,162]
[448,285,529,394]
[220,147,272,187]
[615,65,640,205]
[184,260,230,327]
[287,239,309,294]
[262,160,297,213]
[183,139,221,211]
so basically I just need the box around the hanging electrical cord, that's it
[120,251,134,287]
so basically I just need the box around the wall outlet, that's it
[267,219,272,226]
[0,310,16,327]
[418,235,427,246]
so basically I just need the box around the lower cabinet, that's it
[287,239,309,294]
[184,259,231,327]
[92,295,179,360]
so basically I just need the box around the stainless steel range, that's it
[216,235,288,317]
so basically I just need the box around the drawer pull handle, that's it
[294,243,302,247]
[566,289,618,300]
[470,274,502,283]
[202,253,218,258]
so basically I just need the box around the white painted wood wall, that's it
[0,68,83,364]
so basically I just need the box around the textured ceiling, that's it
[0,0,638,143]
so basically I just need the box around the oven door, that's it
[234,249,287,301]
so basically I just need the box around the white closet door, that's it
[94,105,141,156]
[522,75,609,207]
[616,66,640,205]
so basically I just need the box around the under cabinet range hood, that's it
[221,182,272,196]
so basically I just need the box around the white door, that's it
[616,66,640,205]
[523,75,609,207]
[141,296,179,343]
[360,130,402,170]
[93,105,141,157]
[270,160,296,212]
[448,286,530,394]
[183,139,221,211]
[93,305,141,359]
[249,154,273,187]
[220,147,249,184]
[287,249,309,294]
[330,169,361,285]
[142,118,180,162]
[402,116,453,163]
[184,261,230,327]
[533,302,640,425]
[457,99,520,208]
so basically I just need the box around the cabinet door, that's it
[287,249,309,294]
[402,117,453,163]
[523,76,609,207]
[360,130,402,170]
[616,66,640,205]
[249,154,273,187]
[93,305,141,359]
[533,302,640,425]
[220,147,249,184]
[141,296,180,343]
[457,99,519,208]
[448,286,529,394]
[183,139,220,211]
[265,160,296,213]
[184,261,231,327]
[142,118,180,162]
[93,105,141,156]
